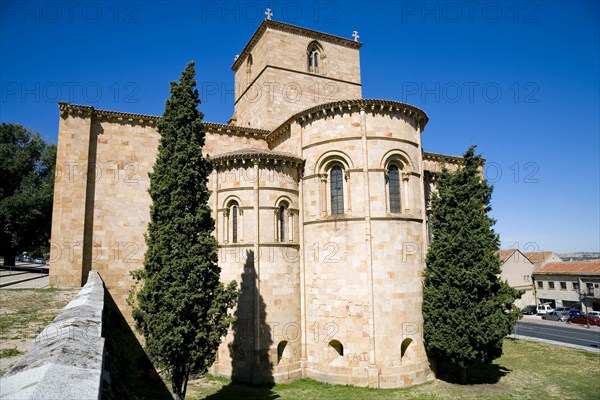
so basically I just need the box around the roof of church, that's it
[58,102,270,137]
[534,260,600,275]
[211,147,303,165]
[232,19,363,71]
[422,151,472,165]
[266,98,429,144]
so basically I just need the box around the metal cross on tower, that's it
[352,31,359,41]
[265,8,273,20]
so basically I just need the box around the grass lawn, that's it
[2,288,598,399]
[186,339,600,400]
[0,287,78,374]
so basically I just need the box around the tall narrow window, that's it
[231,202,238,243]
[279,205,286,242]
[307,43,321,73]
[330,166,344,215]
[388,164,401,213]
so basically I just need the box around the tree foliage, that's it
[422,146,521,382]
[130,62,238,400]
[0,124,56,265]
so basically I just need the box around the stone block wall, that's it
[0,271,105,400]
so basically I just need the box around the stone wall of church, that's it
[294,107,433,387]
[50,110,160,316]
[50,105,273,317]
[235,67,362,131]
[50,110,95,289]
[210,158,303,384]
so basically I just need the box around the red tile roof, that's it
[523,251,556,266]
[535,261,600,275]
[498,249,517,263]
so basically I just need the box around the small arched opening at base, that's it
[328,340,344,357]
[277,340,288,364]
[401,338,413,359]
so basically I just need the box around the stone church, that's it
[50,18,464,388]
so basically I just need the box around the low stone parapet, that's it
[0,271,105,400]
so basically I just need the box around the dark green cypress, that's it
[423,146,521,383]
[131,62,238,399]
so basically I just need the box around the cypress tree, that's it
[422,146,521,383]
[131,62,238,399]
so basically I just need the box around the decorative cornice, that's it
[232,20,363,71]
[57,102,270,138]
[267,99,429,144]
[212,148,304,169]
[204,122,270,138]
[422,152,464,165]
[59,101,158,126]
[423,151,486,166]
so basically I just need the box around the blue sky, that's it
[1,1,598,252]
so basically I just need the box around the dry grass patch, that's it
[0,287,78,374]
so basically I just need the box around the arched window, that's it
[401,338,412,360]
[224,200,241,244]
[388,164,401,213]
[276,201,292,242]
[231,201,239,243]
[279,204,286,242]
[328,340,343,357]
[277,340,288,364]
[307,42,323,74]
[330,166,344,215]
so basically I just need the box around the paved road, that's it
[514,320,600,351]
[0,263,49,288]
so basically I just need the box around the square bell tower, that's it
[230,19,363,130]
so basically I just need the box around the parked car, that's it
[33,258,45,264]
[568,312,600,326]
[588,311,600,325]
[543,310,569,322]
[569,310,584,319]
[568,313,590,325]
[589,311,600,318]
[537,304,553,315]
[555,306,571,313]
[521,305,537,315]
[22,256,33,263]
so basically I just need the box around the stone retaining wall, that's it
[0,271,105,400]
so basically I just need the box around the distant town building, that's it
[498,249,535,308]
[532,261,600,312]
[523,251,563,271]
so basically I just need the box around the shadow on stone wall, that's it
[204,250,278,399]
[101,287,172,399]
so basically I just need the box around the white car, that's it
[588,311,600,319]
[537,304,553,315]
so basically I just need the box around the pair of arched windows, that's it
[322,163,405,216]
[224,200,293,243]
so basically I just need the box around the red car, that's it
[568,312,600,326]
